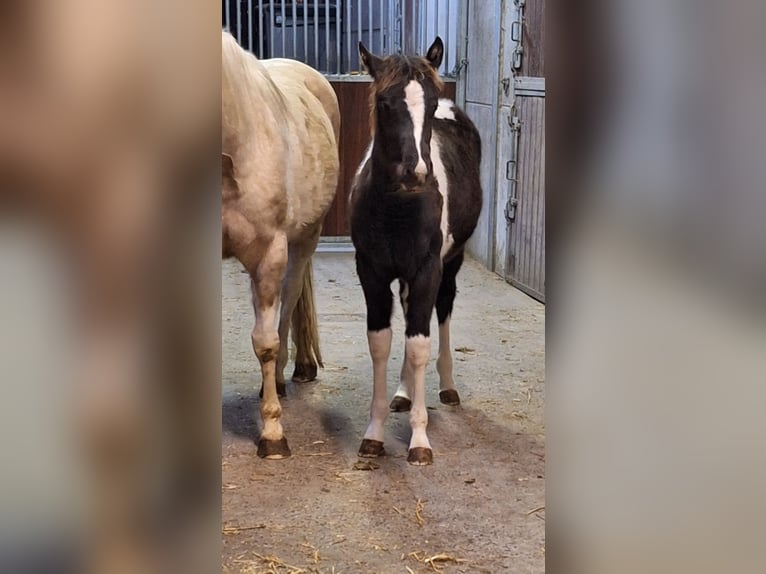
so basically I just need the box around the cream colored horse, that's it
[222,31,340,459]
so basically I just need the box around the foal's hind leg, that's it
[390,280,413,412]
[250,234,291,459]
[435,250,465,406]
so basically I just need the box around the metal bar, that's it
[336,0,341,73]
[357,0,362,70]
[434,0,439,71]
[422,0,427,54]
[379,0,384,52]
[445,0,451,72]
[292,0,297,58]
[326,1,331,72]
[304,0,308,62]
[368,0,373,54]
[270,2,275,58]
[411,0,416,54]
[281,1,285,56]
[248,0,254,51]
[401,0,406,53]
[225,0,230,31]
[259,0,264,57]
[314,0,319,68]
[236,0,242,43]
[346,0,351,72]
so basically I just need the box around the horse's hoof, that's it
[389,396,412,412]
[439,389,461,406]
[358,439,385,458]
[259,381,287,398]
[407,447,433,466]
[291,362,317,383]
[257,437,291,459]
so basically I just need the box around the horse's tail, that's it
[291,258,323,382]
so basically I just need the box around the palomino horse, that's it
[222,31,340,459]
[350,38,482,465]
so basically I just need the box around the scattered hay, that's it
[454,346,476,354]
[352,460,380,471]
[526,505,545,516]
[299,542,320,565]
[222,524,267,535]
[408,551,468,573]
[232,552,307,574]
[415,499,426,526]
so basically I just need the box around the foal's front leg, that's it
[250,233,290,459]
[403,259,441,465]
[356,260,394,459]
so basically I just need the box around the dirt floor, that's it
[222,250,545,573]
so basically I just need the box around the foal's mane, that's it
[368,55,444,135]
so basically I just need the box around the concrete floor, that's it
[222,251,545,573]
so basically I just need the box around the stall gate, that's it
[461,0,544,301]
[505,0,545,301]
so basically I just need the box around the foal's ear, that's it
[426,37,444,70]
[359,41,383,78]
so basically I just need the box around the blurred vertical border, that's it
[0,2,221,573]
[547,0,766,572]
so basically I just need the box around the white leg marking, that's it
[435,98,456,120]
[436,315,455,392]
[404,80,428,179]
[431,135,454,259]
[364,328,393,443]
[405,335,432,451]
[393,349,413,402]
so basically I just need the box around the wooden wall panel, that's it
[522,0,545,77]
[322,79,456,236]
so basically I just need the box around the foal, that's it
[350,38,482,465]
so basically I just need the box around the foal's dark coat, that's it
[350,37,482,464]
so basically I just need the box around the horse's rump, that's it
[221,32,339,240]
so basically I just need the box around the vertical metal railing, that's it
[222,0,460,76]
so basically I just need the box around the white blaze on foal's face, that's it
[404,80,428,180]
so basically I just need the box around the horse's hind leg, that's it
[273,239,314,396]
[435,250,465,406]
[250,234,291,459]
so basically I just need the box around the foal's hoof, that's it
[439,389,461,406]
[291,362,317,383]
[358,439,385,458]
[257,437,291,459]
[259,381,287,398]
[389,396,412,412]
[407,447,433,466]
